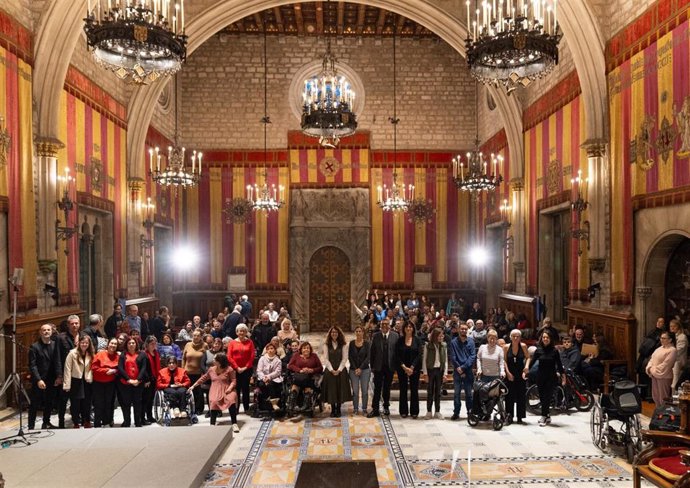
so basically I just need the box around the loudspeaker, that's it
[295,460,379,488]
[10,268,24,287]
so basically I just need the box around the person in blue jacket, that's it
[449,322,476,420]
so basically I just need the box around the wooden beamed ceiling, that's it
[221,2,437,37]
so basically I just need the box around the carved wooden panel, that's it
[309,246,351,331]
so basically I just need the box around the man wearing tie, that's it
[368,319,399,417]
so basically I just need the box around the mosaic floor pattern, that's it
[203,415,638,488]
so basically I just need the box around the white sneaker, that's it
[232,423,240,433]
[173,408,180,418]
[435,412,444,420]
[179,411,188,418]
[425,411,433,420]
[538,416,547,427]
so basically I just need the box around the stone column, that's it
[35,138,63,310]
[127,177,144,298]
[583,140,608,276]
[636,286,653,348]
[510,178,526,294]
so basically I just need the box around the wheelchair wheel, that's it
[467,413,479,426]
[152,391,165,423]
[590,400,605,450]
[526,384,541,415]
[575,390,595,412]
[625,415,642,464]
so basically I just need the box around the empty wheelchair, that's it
[153,388,197,426]
[590,379,643,463]
[468,378,508,431]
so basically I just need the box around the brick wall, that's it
[178,34,477,151]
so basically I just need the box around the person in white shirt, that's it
[266,302,279,323]
[422,327,449,419]
[476,329,505,382]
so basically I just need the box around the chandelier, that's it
[452,84,503,194]
[149,76,201,188]
[376,28,413,213]
[83,0,187,84]
[301,35,357,148]
[465,0,561,92]
[247,22,284,213]
[408,198,436,224]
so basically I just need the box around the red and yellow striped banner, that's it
[608,14,690,304]
[524,94,587,295]
[289,148,369,186]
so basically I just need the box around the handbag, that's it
[649,403,682,432]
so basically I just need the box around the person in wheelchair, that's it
[256,342,283,412]
[156,356,192,418]
[287,341,323,415]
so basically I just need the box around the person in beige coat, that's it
[646,332,677,405]
[63,334,94,428]
[670,319,688,389]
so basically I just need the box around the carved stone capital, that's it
[581,139,607,158]
[636,286,653,300]
[588,258,606,273]
[513,261,525,272]
[38,259,58,274]
[35,137,64,157]
[509,177,524,191]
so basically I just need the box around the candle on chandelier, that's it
[460,162,464,182]
[156,147,161,172]
[247,185,253,203]
[180,0,184,33]
[191,150,196,173]
[149,148,153,173]
[198,152,202,176]
[466,1,470,32]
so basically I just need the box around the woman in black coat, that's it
[529,331,565,427]
[396,321,423,418]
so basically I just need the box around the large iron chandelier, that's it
[247,22,284,213]
[465,0,561,92]
[149,76,201,188]
[376,28,413,213]
[453,84,503,194]
[84,0,187,84]
[301,28,357,148]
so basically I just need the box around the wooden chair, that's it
[634,393,690,488]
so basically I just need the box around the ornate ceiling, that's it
[220,2,437,37]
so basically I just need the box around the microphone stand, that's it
[0,278,31,447]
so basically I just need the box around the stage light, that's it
[171,245,199,271]
[468,246,490,267]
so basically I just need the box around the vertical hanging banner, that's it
[608,13,690,305]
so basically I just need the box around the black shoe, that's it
[367,410,380,418]
[450,414,459,421]
[58,420,65,429]
[147,416,156,423]
[28,424,35,430]
[141,420,151,426]
[505,415,513,426]
[41,422,57,429]
[383,408,390,416]
[121,422,131,428]
[205,411,210,418]
[330,409,337,418]
[401,414,408,418]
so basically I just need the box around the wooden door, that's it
[309,246,351,331]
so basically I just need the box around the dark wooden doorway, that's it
[309,246,351,331]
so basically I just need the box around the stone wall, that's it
[3,0,35,31]
[521,40,576,110]
[178,34,477,150]
[588,0,658,40]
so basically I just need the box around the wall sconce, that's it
[0,116,10,167]
[570,169,590,256]
[140,196,155,254]
[55,167,78,255]
[499,198,513,253]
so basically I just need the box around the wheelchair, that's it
[468,377,508,431]
[590,379,643,463]
[152,388,198,426]
[285,373,323,418]
[249,377,288,419]
[526,369,595,415]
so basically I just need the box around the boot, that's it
[269,398,280,411]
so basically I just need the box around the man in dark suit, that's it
[28,323,62,430]
[367,319,399,417]
[222,304,244,339]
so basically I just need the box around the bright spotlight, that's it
[468,246,490,267]
[171,245,199,271]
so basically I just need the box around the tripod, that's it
[0,276,31,447]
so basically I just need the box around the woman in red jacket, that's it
[156,356,191,417]
[142,336,161,425]
[92,338,119,427]
[118,338,148,427]
[226,324,255,413]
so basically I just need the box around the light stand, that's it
[0,272,31,446]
